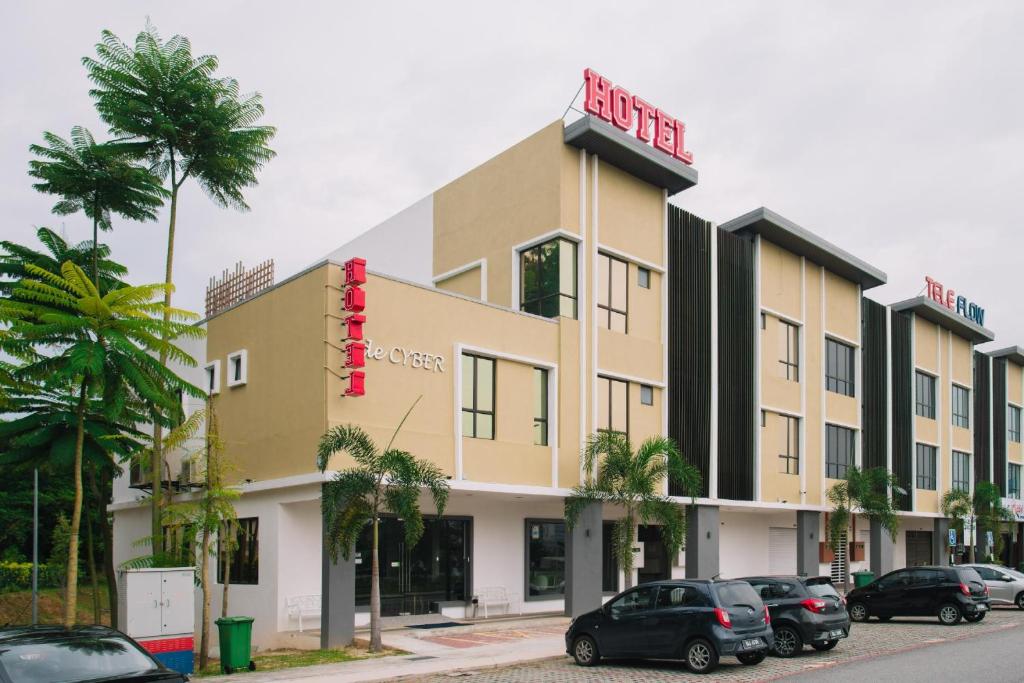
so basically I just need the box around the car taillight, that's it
[984,585,990,596]
[715,607,733,629]
[960,582,971,596]
[841,596,847,606]
[764,605,771,624]
[800,598,828,614]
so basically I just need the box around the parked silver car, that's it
[961,564,1024,609]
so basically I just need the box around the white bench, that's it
[474,586,521,618]
[285,594,321,632]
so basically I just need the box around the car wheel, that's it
[812,640,838,651]
[965,612,985,623]
[571,635,600,667]
[684,638,719,674]
[938,603,962,625]
[848,602,869,623]
[772,625,803,658]
[1016,592,1024,610]
[737,650,767,665]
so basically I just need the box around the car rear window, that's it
[0,635,158,683]
[713,581,763,607]
[956,567,984,585]
[805,579,840,598]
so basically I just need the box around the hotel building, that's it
[111,91,1024,650]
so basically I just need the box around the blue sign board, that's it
[948,528,957,547]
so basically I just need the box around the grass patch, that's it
[0,583,111,627]
[194,643,402,677]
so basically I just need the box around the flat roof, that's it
[989,346,1024,365]
[563,115,698,195]
[719,207,888,290]
[890,296,995,343]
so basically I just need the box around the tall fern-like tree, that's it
[29,127,166,286]
[83,24,276,547]
[316,402,449,652]
[565,432,702,590]
[1,226,127,297]
[827,466,902,594]
[0,261,204,626]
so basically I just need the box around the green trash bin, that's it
[216,616,255,674]
[852,570,875,588]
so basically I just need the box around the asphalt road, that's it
[783,623,1024,683]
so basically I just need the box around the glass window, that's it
[597,376,629,437]
[520,238,577,319]
[655,584,705,608]
[915,444,937,490]
[640,385,653,406]
[826,424,855,479]
[533,368,548,446]
[526,520,565,598]
[952,385,970,428]
[638,266,651,289]
[825,338,855,397]
[608,585,658,615]
[601,521,618,593]
[1010,464,1022,499]
[0,635,159,683]
[776,414,799,475]
[461,354,495,439]
[1010,405,1022,443]
[597,252,629,333]
[952,451,971,492]
[915,371,936,419]
[778,320,799,382]
[218,517,258,585]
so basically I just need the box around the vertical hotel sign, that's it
[342,257,366,397]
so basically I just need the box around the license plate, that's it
[742,638,762,650]
[829,629,846,639]
[977,604,987,611]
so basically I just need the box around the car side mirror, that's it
[1001,574,1014,582]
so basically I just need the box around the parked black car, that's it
[846,565,990,625]
[0,625,187,683]
[565,579,773,674]
[739,575,851,657]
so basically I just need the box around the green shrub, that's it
[0,562,64,593]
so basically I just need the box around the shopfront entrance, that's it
[637,525,671,584]
[354,517,471,616]
[906,530,933,567]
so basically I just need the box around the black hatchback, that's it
[565,580,774,674]
[0,625,187,683]
[846,565,991,625]
[740,576,851,657]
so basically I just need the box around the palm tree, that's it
[941,488,975,563]
[564,432,702,590]
[0,261,204,626]
[28,127,166,286]
[83,24,276,547]
[0,226,127,297]
[827,466,902,594]
[315,403,449,652]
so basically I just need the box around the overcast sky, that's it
[3,2,1022,348]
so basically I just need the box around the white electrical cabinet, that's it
[118,568,195,639]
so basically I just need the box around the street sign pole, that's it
[32,468,38,625]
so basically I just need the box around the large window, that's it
[520,238,577,319]
[596,376,629,436]
[952,385,970,429]
[825,338,855,397]
[915,444,937,490]
[1010,464,1022,499]
[597,252,628,332]
[533,368,548,446]
[826,424,855,479]
[218,517,258,585]
[526,520,565,599]
[915,371,936,419]
[778,320,799,382]
[952,451,971,492]
[461,354,495,439]
[777,414,799,475]
[1010,405,1022,443]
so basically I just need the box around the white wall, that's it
[719,509,800,577]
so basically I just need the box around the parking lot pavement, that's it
[409,607,1024,682]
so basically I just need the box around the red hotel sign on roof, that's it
[342,257,366,397]
[582,68,693,165]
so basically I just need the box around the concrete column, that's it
[796,511,820,577]
[321,486,355,649]
[685,505,720,579]
[933,518,951,566]
[565,502,602,617]
[870,518,895,576]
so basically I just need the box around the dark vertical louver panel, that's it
[667,206,712,497]
[974,350,991,484]
[861,299,888,470]
[993,357,1008,492]
[890,310,913,511]
[717,230,755,501]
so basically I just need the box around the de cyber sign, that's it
[924,276,985,327]
[583,68,694,165]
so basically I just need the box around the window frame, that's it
[778,319,799,382]
[519,237,578,319]
[826,424,855,479]
[1009,463,1022,499]
[1009,404,1022,443]
[461,353,496,440]
[524,519,566,600]
[915,371,936,419]
[777,414,800,475]
[217,517,259,585]
[915,443,937,490]
[637,266,651,289]
[596,375,629,439]
[596,251,629,333]
[951,384,970,429]
[204,360,221,396]
[825,338,855,397]
[226,349,247,388]
[639,384,654,406]
[951,450,971,492]
[533,367,548,446]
